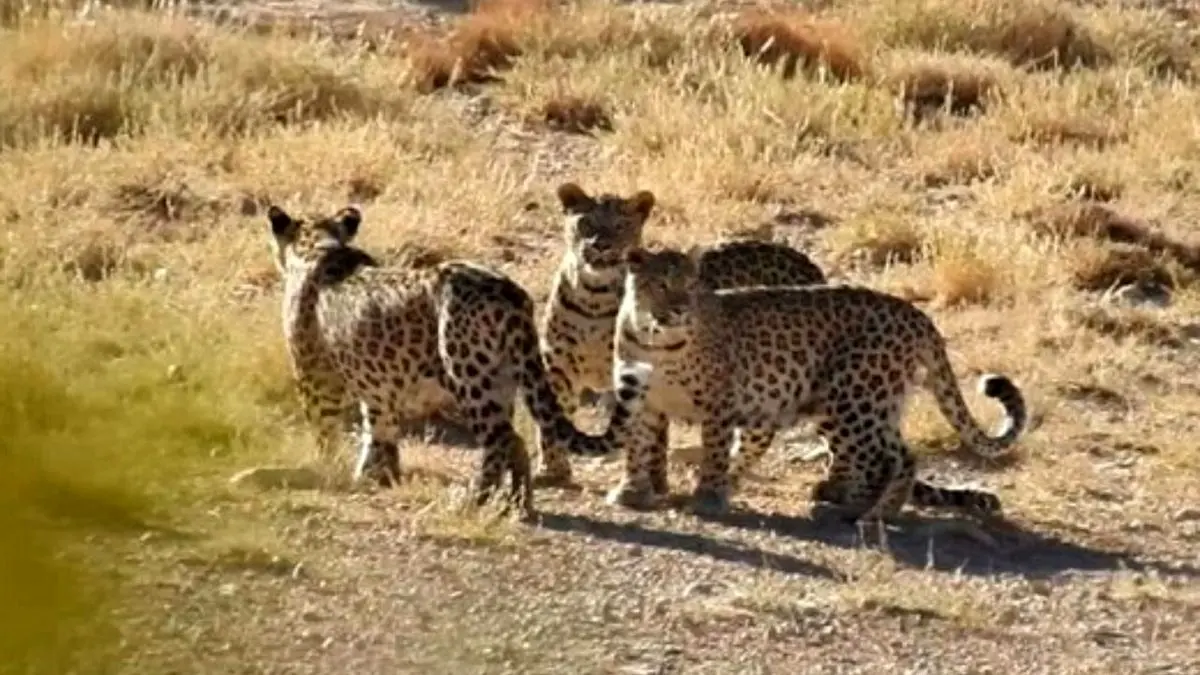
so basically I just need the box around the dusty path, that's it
[111,440,1200,675]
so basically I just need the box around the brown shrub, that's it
[997,4,1108,71]
[732,8,869,83]
[920,144,1000,187]
[926,239,1004,308]
[870,0,1110,72]
[1023,201,1200,273]
[1029,202,1146,243]
[889,60,998,124]
[1067,245,1178,292]
[537,94,612,134]
[406,0,553,92]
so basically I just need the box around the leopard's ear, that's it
[267,205,296,238]
[335,206,362,241]
[556,182,594,213]
[628,190,656,219]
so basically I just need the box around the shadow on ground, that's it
[533,492,1198,581]
[693,506,1200,581]
[535,512,843,581]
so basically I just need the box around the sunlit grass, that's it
[0,278,296,672]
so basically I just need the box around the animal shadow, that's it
[695,506,1200,580]
[535,511,842,581]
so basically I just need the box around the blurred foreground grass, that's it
[0,278,294,672]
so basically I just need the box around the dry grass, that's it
[1066,244,1181,293]
[825,213,926,268]
[862,0,1110,71]
[5,0,1200,672]
[927,242,1005,307]
[730,7,870,82]
[406,0,542,92]
[1024,201,1200,274]
[519,92,614,134]
[1011,113,1129,149]
[886,53,1005,124]
[917,134,1005,187]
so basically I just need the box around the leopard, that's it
[609,244,1029,525]
[266,203,653,519]
[536,181,829,490]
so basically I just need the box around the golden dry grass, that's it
[5,0,1200,672]
[885,52,1006,125]
[731,7,870,82]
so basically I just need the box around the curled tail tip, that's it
[615,360,654,388]
[976,372,1029,446]
[978,373,1017,399]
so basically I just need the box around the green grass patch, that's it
[0,278,297,672]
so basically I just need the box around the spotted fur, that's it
[610,246,1027,522]
[536,181,828,488]
[267,204,651,518]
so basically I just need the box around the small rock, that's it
[229,466,324,491]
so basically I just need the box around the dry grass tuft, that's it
[826,215,924,268]
[57,230,159,283]
[992,3,1108,71]
[927,242,1004,307]
[1057,169,1123,202]
[870,0,1110,72]
[731,8,870,83]
[1026,202,1145,242]
[1011,114,1127,149]
[536,94,613,134]
[1070,306,1185,348]
[108,175,222,235]
[1023,202,1200,273]
[887,55,1001,124]
[406,0,553,92]
[1084,7,1197,81]
[919,139,1002,187]
[1066,244,1181,293]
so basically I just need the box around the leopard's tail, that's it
[922,338,1027,459]
[434,260,652,458]
[516,345,652,458]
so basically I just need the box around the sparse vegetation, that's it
[731,7,870,82]
[4,0,1200,671]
